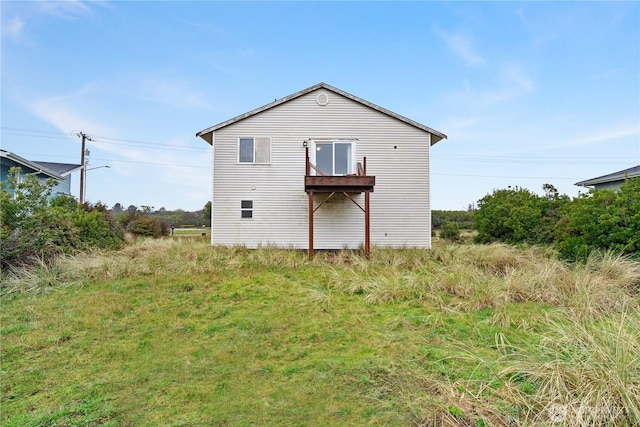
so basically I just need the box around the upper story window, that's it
[313,140,356,176]
[238,137,271,164]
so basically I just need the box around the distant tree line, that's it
[111,202,211,229]
[108,202,211,238]
[431,209,475,243]
[432,210,474,230]
[472,179,640,261]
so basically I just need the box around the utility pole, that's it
[78,132,92,204]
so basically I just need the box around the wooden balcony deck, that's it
[305,175,375,193]
[304,147,375,194]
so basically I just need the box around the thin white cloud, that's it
[28,86,141,172]
[590,67,632,82]
[561,124,640,148]
[137,77,212,110]
[33,0,93,19]
[449,65,535,112]
[27,87,210,208]
[433,25,485,66]
[439,114,479,140]
[30,91,111,137]
[2,0,105,45]
[514,5,527,26]
[2,17,25,39]
[503,66,535,93]
[177,18,206,29]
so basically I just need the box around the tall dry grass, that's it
[319,243,640,316]
[499,310,640,425]
[0,239,310,295]
[3,240,639,315]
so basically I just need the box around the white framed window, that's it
[238,137,270,164]
[241,200,253,219]
[312,140,356,176]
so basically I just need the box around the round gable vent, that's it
[316,93,330,106]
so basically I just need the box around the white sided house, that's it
[196,82,447,256]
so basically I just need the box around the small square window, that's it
[241,200,253,219]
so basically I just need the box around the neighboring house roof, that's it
[196,82,448,145]
[32,161,83,177]
[575,164,640,187]
[0,149,63,180]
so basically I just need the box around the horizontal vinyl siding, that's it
[52,176,72,196]
[212,88,432,249]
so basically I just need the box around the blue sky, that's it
[2,1,639,211]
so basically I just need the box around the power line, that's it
[433,153,632,160]
[1,126,209,152]
[0,150,209,168]
[86,157,210,168]
[433,172,580,180]
[91,138,208,152]
[2,132,76,141]
[432,154,634,165]
[91,134,208,150]
[1,126,76,136]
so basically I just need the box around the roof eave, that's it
[575,169,640,187]
[60,165,85,176]
[32,161,84,177]
[1,150,64,180]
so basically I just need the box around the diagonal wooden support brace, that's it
[313,192,336,213]
[342,192,365,213]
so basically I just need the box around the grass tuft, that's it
[500,310,640,425]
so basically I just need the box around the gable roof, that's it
[32,161,83,177]
[196,82,447,145]
[575,164,640,187]
[1,150,63,180]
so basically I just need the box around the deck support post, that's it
[365,190,370,259]
[363,155,370,259]
[308,190,314,259]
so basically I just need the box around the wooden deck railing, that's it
[304,147,374,193]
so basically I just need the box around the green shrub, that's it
[472,179,640,261]
[127,217,163,238]
[473,186,567,245]
[440,222,461,242]
[69,209,123,248]
[0,168,124,270]
[555,178,640,261]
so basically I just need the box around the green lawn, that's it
[1,240,638,426]
[171,227,210,237]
